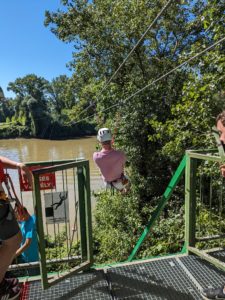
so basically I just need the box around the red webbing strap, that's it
[0,161,6,183]
[5,174,26,218]
[20,282,30,300]
[5,174,21,206]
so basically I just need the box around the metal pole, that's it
[33,173,49,289]
[83,162,93,265]
[185,152,197,250]
[77,167,87,260]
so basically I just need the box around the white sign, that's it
[44,191,69,224]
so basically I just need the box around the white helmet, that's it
[97,128,112,142]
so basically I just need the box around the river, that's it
[0,137,104,214]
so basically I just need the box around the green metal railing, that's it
[30,159,92,289]
[185,149,225,272]
[128,146,225,272]
[9,134,225,287]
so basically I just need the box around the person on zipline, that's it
[0,156,33,300]
[201,110,225,300]
[93,128,130,193]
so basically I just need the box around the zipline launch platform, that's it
[13,147,225,300]
[20,252,225,300]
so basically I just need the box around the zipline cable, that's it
[75,0,173,119]
[100,0,173,94]
[74,35,225,125]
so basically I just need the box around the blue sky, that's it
[0,1,73,98]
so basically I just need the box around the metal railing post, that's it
[185,152,197,250]
[83,162,93,264]
[33,173,49,289]
[77,166,87,261]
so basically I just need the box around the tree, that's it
[8,74,51,137]
[46,75,77,116]
[45,0,212,206]
[43,0,225,262]
[149,0,225,162]
[0,87,15,122]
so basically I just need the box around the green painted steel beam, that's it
[26,158,85,167]
[84,163,94,265]
[32,160,88,175]
[48,261,91,287]
[77,167,88,261]
[188,246,225,272]
[128,155,186,262]
[33,173,49,289]
[187,151,221,162]
[184,154,197,250]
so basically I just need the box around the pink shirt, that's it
[93,149,126,182]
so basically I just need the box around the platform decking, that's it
[19,253,225,300]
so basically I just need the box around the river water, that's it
[0,137,104,214]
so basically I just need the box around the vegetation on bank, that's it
[1,1,225,263]
[0,74,96,139]
[0,118,95,139]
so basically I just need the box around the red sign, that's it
[20,166,56,192]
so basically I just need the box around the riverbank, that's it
[0,122,96,140]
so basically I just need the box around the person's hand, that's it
[17,163,33,189]
[220,164,225,177]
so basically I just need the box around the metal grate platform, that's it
[19,254,225,300]
[180,255,225,290]
[20,270,111,300]
[209,249,225,263]
[107,257,201,299]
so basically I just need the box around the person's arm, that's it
[0,156,21,169]
[93,152,100,167]
[0,156,33,188]
[15,238,32,257]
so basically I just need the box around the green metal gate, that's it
[31,159,93,289]
[185,149,225,272]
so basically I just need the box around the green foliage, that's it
[140,209,185,258]
[149,0,225,162]
[45,0,218,202]
[0,122,29,138]
[93,187,224,264]
[45,229,81,273]
[93,190,142,263]
[93,189,183,263]
[46,75,77,115]
[196,203,225,250]
[43,0,225,264]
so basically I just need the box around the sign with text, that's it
[20,165,56,191]
[44,191,69,224]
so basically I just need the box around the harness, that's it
[0,162,24,219]
[108,173,130,193]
